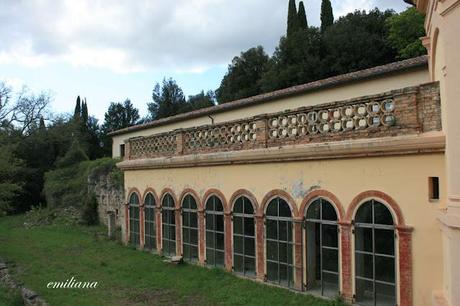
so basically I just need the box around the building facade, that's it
[109,3,460,305]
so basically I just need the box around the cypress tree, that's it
[320,0,334,32]
[81,98,88,126]
[74,96,81,120]
[287,0,298,37]
[297,1,308,30]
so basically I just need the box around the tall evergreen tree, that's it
[287,0,298,37]
[73,96,81,120]
[297,1,308,29]
[320,0,334,32]
[81,98,89,126]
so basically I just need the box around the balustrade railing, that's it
[125,83,440,160]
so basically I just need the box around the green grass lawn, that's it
[0,215,346,306]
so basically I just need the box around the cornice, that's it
[117,132,445,171]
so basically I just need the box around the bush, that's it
[81,193,99,225]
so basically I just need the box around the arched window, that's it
[162,194,176,257]
[182,194,198,262]
[266,197,294,288]
[128,193,140,246]
[305,198,339,297]
[205,195,225,267]
[233,196,255,277]
[354,199,395,306]
[144,193,156,250]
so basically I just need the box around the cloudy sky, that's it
[0,0,409,121]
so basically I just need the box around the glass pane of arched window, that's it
[206,195,225,268]
[129,193,140,247]
[355,201,373,224]
[266,197,294,288]
[144,193,156,250]
[374,202,394,225]
[305,198,339,297]
[233,196,255,277]
[355,199,396,306]
[182,194,198,262]
[162,194,176,257]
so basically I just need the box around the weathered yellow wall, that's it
[123,152,445,306]
[112,67,429,157]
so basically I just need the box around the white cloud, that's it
[0,0,408,74]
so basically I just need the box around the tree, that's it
[74,96,81,121]
[101,99,139,155]
[102,99,140,133]
[320,0,334,32]
[81,98,88,126]
[216,46,270,103]
[0,83,51,135]
[260,27,322,92]
[322,9,397,77]
[287,0,299,37]
[0,132,25,214]
[386,7,427,59]
[147,78,187,120]
[187,91,215,110]
[298,1,308,30]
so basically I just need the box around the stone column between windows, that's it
[198,209,205,266]
[397,225,413,306]
[139,204,145,249]
[339,221,353,303]
[224,212,232,272]
[255,214,265,281]
[124,203,129,245]
[293,217,303,291]
[156,206,162,255]
[175,207,182,256]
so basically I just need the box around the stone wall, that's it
[88,171,124,228]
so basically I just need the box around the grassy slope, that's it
[0,215,345,306]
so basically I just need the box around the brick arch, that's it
[126,187,142,204]
[179,188,201,210]
[159,188,179,208]
[229,189,259,213]
[142,188,159,207]
[300,189,345,221]
[259,189,299,218]
[346,190,405,226]
[202,189,228,213]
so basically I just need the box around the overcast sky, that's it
[0,0,409,121]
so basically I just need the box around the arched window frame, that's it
[204,194,225,268]
[304,197,340,297]
[264,195,295,288]
[143,191,157,250]
[232,195,256,277]
[353,198,396,306]
[161,193,176,257]
[181,193,199,262]
[128,191,141,247]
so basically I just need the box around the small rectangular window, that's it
[120,144,125,158]
[429,177,440,201]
